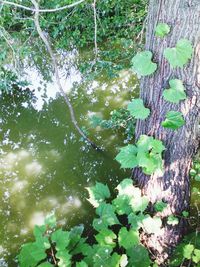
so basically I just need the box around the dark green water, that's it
[0,67,138,266]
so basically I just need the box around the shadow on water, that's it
[0,63,139,266]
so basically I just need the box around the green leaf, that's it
[56,250,71,267]
[182,211,189,217]
[127,245,151,267]
[96,203,120,226]
[162,111,185,130]
[51,229,70,251]
[95,229,117,248]
[193,249,200,263]
[116,179,140,197]
[136,135,165,175]
[154,201,168,212]
[163,79,187,104]
[118,227,139,249]
[33,225,50,250]
[86,182,111,208]
[183,244,194,259]
[76,261,88,267]
[38,263,53,267]
[130,195,149,213]
[155,23,170,38]
[92,218,108,232]
[112,195,132,215]
[115,145,138,169]
[142,216,162,234]
[128,213,146,230]
[167,215,179,226]
[127,99,150,120]
[18,242,47,267]
[68,225,84,249]
[164,39,193,68]
[120,254,128,267]
[93,246,113,267]
[131,51,157,76]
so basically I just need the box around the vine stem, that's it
[0,0,85,12]
[31,0,101,150]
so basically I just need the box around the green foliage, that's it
[115,135,165,174]
[155,23,170,38]
[162,111,185,130]
[163,79,187,104]
[127,98,150,120]
[154,201,167,212]
[167,215,179,226]
[131,51,157,76]
[190,160,200,182]
[170,232,200,266]
[18,179,163,266]
[86,182,111,208]
[164,39,193,68]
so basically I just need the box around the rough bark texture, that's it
[132,0,200,264]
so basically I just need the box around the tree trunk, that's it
[132,0,200,264]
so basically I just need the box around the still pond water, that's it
[0,62,139,266]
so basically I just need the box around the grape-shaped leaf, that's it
[155,23,170,38]
[18,242,47,267]
[183,244,194,259]
[115,144,138,169]
[136,135,165,175]
[51,229,70,251]
[96,203,120,226]
[76,261,88,267]
[162,111,185,130]
[167,215,179,226]
[118,227,139,249]
[93,246,113,267]
[154,201,167,212]
[142,216,162,234]
[116,178,141,198]
[38,263,53,267]
[163,79,186,104]
[131,51,157,76]
[86,182,111,208]
[112,195,132,215]
[130,195,149,213]
[164,39,193,68]
[127,245,151,267]
[127,98,150,120]
[95,228,117,248]
[128,213,146,230]
[193,249,200,263]
[92,218,108,232]
[33,225,50,250]
[56,250,71,267]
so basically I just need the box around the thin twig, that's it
[0,0,85,12]
[30,0,100,150]
[93,0,98,60]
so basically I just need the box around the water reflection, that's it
[0,66,138,266]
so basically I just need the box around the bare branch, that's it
[0,0,85,13]
[30,0,100,150]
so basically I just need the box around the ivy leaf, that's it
[120,254,128,267]
[127,99,150,120]
[183,244,194,259]
[182,211,189,217]
[56,250,71,267]
[116,179,140,198]
[193,249,200,263]
[93,246,113,267]
[33,225,50,250]
[118,227,139,249]
[96,203,120,226]
[167,215,179,226]
[51,229,70,251]
[164,39,193,68]
[86,182,111,208]
[131,51,157,76]
[142,216,162,234]
[127,245,151,267]
[154,201,168,212]
[128,213,147,230]
[155,23,170,38]
[76,261,88,267]
[130,195,149,213]
[95,229,117,248]
[38,263,53,267]
[163,79,186,104]
[68,225,84,249]
[112,195,132,215]
[162,111,185,130]
[92,218,108,232]
[115,145,138,169]
[18,242,47,267]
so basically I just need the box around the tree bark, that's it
[132,0,200,264]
